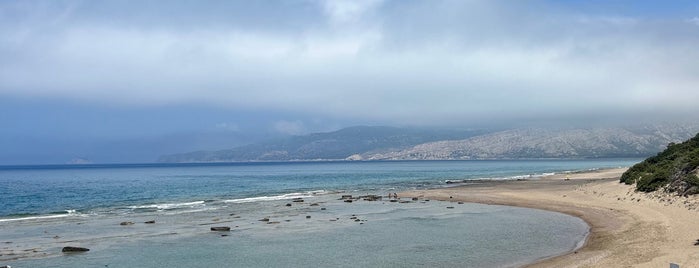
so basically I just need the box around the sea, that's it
[0,159,640,267]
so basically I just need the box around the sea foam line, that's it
[223,190,327,204]
[129,201,206,210]
[445,172,557,184]
[0,210,83,223]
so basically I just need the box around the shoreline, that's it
[403,167,699,267]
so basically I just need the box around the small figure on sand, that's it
[393,193,398,199]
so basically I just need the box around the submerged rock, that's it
[361,195,382,201]
[210,226,231,231]
[62,246,89,253]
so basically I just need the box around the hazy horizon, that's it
[2,0,699,164]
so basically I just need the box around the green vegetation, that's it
[621,133,699,195]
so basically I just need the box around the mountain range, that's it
[158,124,699,163]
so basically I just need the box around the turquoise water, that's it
[0,159,639,267]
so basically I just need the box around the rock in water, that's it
[62,246,90,253]
[210,227,231,231]
[119,221,134,226]
[144,220,156,224]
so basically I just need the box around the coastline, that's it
[403,168,699,267]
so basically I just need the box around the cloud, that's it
[215,122,240,132]
[320,0,383,25]
[688,17,699,26]
[1,0,699,126]
[273,120,306,135]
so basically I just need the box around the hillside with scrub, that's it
[621,133,699,195]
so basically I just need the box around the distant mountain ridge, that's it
[158,124,699,163]
[158,126,485,162]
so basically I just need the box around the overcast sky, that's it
[2,0,699,164]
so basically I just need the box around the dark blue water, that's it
[0,159,639,218]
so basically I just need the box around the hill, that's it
[159,124,699,162]
[620,133,699,195]
[362,125,699,160]
[158,126,485,162]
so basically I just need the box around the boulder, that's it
[62,246,89,253]
[285,203,292,207]
[306,215,311,219]
[320,207,327,210]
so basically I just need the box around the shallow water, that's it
[4,195,588,268]
[0,160,637,267]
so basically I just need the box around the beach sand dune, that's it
[405,168,699,267]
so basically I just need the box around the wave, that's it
[0,210,83,223]
[129,201,206,211]
[223,190,328,204]
[444,172,558,184]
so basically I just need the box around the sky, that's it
[2,0,699,164]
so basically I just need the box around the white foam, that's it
[223,190,327,204]
[446,172,559,184]
[129,201,205,210]
[0,210,82,223]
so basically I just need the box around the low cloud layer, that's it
[2,0,699,125]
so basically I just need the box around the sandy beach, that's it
[404,168,699,267]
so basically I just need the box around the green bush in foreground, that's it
[620,133,699,195]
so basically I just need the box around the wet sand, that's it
[404,168,699,267]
